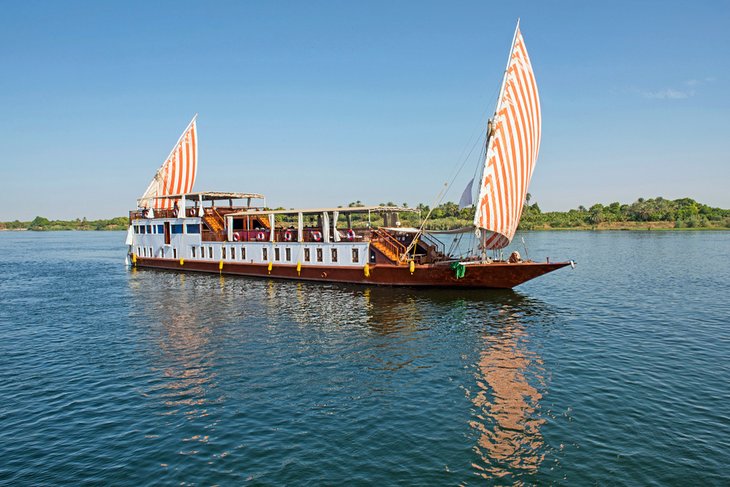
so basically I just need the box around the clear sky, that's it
[1,0,728,220]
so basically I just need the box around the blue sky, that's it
[1,0,728,220]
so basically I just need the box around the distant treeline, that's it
[0,216,129,231]
[346,196,730,230]
[518,196,730,230]
[2,197,729,231]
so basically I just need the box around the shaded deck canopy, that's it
[138,191,265,206]
[227,205,418,217]
[225,206,419,242]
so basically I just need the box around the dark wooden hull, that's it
[132,257,570,289]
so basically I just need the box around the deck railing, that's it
[228,228,373,243]
[417,231,446,257]
[129,205,262,224]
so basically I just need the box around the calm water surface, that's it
[0,231,728,485]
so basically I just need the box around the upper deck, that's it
[129,193,447,263]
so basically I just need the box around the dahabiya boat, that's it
[126,22,574,288]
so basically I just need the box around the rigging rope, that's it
[403,81,501,260]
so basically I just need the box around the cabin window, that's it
[352,248,359,263]
[231,247,236,260]
[171,224,183,234]
[331,248,338,262]
[140,226,146,234]
[173,248,178,259]
[137,246,141,255]
[186,224,200,234]
[146,225,152,234]
[304,248,311,262]
[200,246,204,258]
[316,248,323,262]
[241,247,246,260]
[222,247,227,259]
[192,247,197,258]
[134,226,139,234]
[157,224,164,234]
[149,247,153,257]
[274,248,280,261]
[142,247,147,257]
[263,248,268,260]
[285,248,291,261]
[208,246,213,259]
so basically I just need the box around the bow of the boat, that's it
[456,260,574,288]
[510,261,573,286]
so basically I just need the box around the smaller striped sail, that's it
[140,115,198,209]
[474,22,541,249]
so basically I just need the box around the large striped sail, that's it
[140,115,198,209]
[474,22,541,249]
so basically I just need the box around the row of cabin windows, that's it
[134,224,200,234]
[135,224,164,234]
[137,245,360,265]
[137,246,155,257]
[191,246,247,261]
[191,246,215,259]
[172,224,200,234]
[260,247,359,263]
[189,246,361,264]
[138,244,359,264]
[137,246,184,259]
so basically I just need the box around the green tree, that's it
[29,216,50,230]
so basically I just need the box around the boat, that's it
[126,22,573,288]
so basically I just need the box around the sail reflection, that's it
[469,299,547,481]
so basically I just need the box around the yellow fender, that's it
[179,258,184,266]
[268,261,273,274]
[296,261,302,276]
[131,253,137,264]
[409,260,415,275]
[364,263,370,278]
[219,260,224,271]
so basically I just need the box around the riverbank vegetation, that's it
[517,196,730,230]
[2,197,729,231]
[367,196,730,230]
[0,216,129,231]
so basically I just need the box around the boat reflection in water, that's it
[128,268,552,479]
[467,294,549,481]
[129,269,220,423]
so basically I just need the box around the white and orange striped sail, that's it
[139,115,198,209]
[474,22,541,249]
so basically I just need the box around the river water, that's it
[0,231,728,485]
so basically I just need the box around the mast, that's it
[472,19,541,253]
[474,19,521,247]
